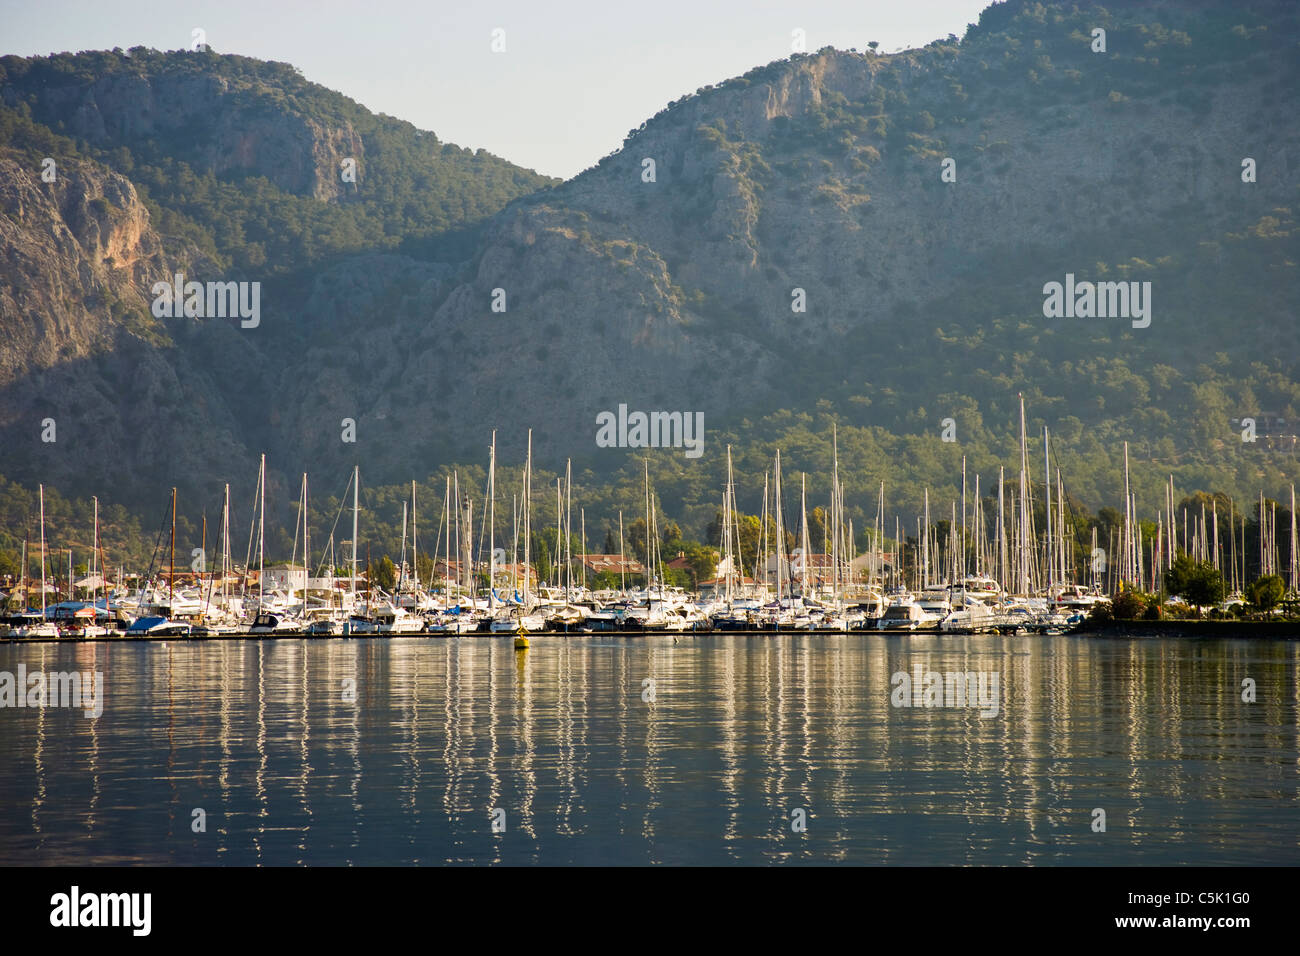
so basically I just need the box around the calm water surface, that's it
[1,634,1297,865]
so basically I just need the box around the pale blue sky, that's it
[2,0,991,179]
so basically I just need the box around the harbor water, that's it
[0,633,1296,865]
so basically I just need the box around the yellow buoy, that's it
[514,625,529,650]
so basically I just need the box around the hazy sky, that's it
[2,0,992,180]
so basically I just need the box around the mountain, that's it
[0,0,1297,557]
[0,46,555,513]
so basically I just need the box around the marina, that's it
[3,399,1296,643]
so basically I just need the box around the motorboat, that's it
[877,601,934,631]
[250,611,303,635]
[125,615,192,637]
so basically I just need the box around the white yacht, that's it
[489,604,546,634]
[371,601,425,634]
[940,595,997,633]
[12,613,60,639]
[877,601,931,631]
[915,586,952,622]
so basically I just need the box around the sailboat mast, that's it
[257,455,265,604]
[997,466,1008,590]
[799,473,810,596]
[555,479,563,589]
[773,451,784,601]
[1229,498,1237,594]
[724,446,735,601]
[961,456,967,579]
[922,488,930,586]
[1018,396,1031,597]
[302,474,310,615]
[223,484,231,610]
[831,427,840,601]
[399,500,408,591]
[566,459,573,601]
[1122,442,1132,588]
[351,465,359,599]
[92,496,99,623]
[453,471,462,596]
[1044,426,1052,591]
[523,429,532,605]
[1212,500,1220,574]
[464,496,473,599]
[1168,476,1176,571]
[895,515,901,590]
[643,459,652,589]
[170,486,177,605]
[876,480,884,588]
[1291,485,1298,594]
[1057,467,1066,585]
[199,511,207,623]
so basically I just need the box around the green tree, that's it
[371,554,396,591]
[735,513,763,576]
[1111,590,1148,619]
[809,506,827,551]
[596,570,617,588]
[1165,554,1224,616]
[684,543,718,585]
[626,518,648,563]
[1246,575,1285,613]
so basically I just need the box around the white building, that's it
[260,565,308,592]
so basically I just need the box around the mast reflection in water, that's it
[0,634,1295,865]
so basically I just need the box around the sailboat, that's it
[76,496,110,637]
[428,469,477,634]
[368,486,426,634]
[15,484,60,638]
[195,483,243,634]
[126,488,193,636]
[491,430,546,639]
[248,458,302,634]
[709,446,760,630]
[754,450,802,630]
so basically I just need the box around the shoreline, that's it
[1071,618,1300,638]
[4,620,1300,644]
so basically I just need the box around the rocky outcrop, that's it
[0,149,249,497]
